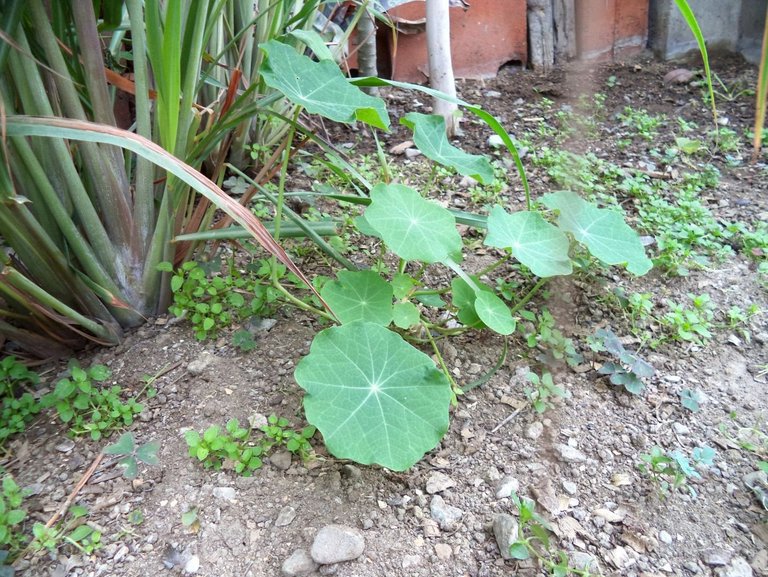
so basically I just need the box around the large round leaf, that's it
[321,270,393,325]
[541,191,652,276]
[484,207,572,277]
[295,322,451,471]
[365,184,463,264]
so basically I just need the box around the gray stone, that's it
[212,486,236,501]
[426,471,456,494]
[487,134,505,148]
[434,543,452,560]
[525,421,544,440]
[554,443,588,463]
[311,525,365,564]
[570,552,599,572]
[271,451,293,471]
[495,476,520,499]
[659,530,673,544]
[562,480,578,495]
[282,549,318,576]
[188,352,215,375]
[492,513,519,560]
[402,555,421,568]
[716,557,753,577]
[704,548,733,566]
[275,505,297,527]
[430,495,463,529]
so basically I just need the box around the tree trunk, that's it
[553,0,576,61]
[426,0,458,136]
[527,0,554,72]
[356,3,379,96]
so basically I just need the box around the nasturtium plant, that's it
[259,40,390,131]
[364,183,463,264]
[294,322,451,471]
[321,270,393,326]
[541,191,653,275]
[484,208,572,277]
[401,113,495,184]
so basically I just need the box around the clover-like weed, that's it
[0,475,28,557]
[591,328,655,394]
[638,445,716,498]
[0,356,41,446]
[41,362,146,440]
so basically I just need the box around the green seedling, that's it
[679,389,703,412]
[638,445,716,498]
[31,504,101,555]
[524,370,568,414]
[522,309,582,369]
[0,475,28,557]
[508,492,597,576]
[103,433,160,479]
[41,362,144,440]
[0,356,41,446]
[181,507,199,530]
[185,416,315,476]
[618,106,666,141]
[592,328,654,394]
[661,293,714,345]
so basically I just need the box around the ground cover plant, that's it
[1,2,767,576]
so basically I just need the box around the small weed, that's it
[103,432,160,479]
[0,356,41,446]
[618,106,666,141]
[0,475,28,556]
[718,417,767,458]
[679,389,704,413]
[41,362,145,440]
[31,504,101,555]
[638,445,716,498]
[661,294,714,345]
[508,492,598,575]
[161,259,283,342]
[521,309,582,368]
[591,328,655,394]
[524,370,568,414]
[185,415,315,476]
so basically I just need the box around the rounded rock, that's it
[311,525,365,565]
[282,549,318,577]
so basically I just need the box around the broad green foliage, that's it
[451,277,492,328]
[0,356,41,445]
[541,191,653,275]
[321,270,393,325]
[295,322,451,471]
[484,208,572,277]
[401,113,495,184]
[259,40,390,130]
[474,292,516,335]
[364,184,463,264]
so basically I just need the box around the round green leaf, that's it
[103,432,135,455]
[392,301,420,329]
[541,191,652,276]
[365,184,463,264]
[484,207,572,277]
[474,292,516,335]
[321,270,393,325]
[295,322,451,471]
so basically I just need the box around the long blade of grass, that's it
[5,116,329,310]
[673,0,718,127]
[753,6,768,161]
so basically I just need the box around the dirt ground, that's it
[7,51,768,577]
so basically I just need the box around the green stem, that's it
[508,277,549,317]
[424,323,460,398]
[476,254,512,277]
[271,281,335,323]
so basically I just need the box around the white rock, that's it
[487,134,505,148]
[275,506,297,527]
[495,476,520,499]
[555,443,588,463]
[492,514,518,560]
[429,495,463,529]
[281,549,318,577]
[310,525,365,564]
[426,471,456,494]
[212,487,236,501]
[434,543,452,560]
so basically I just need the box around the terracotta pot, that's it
[378,0,527,82]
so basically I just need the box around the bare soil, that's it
[8,51,768,577]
